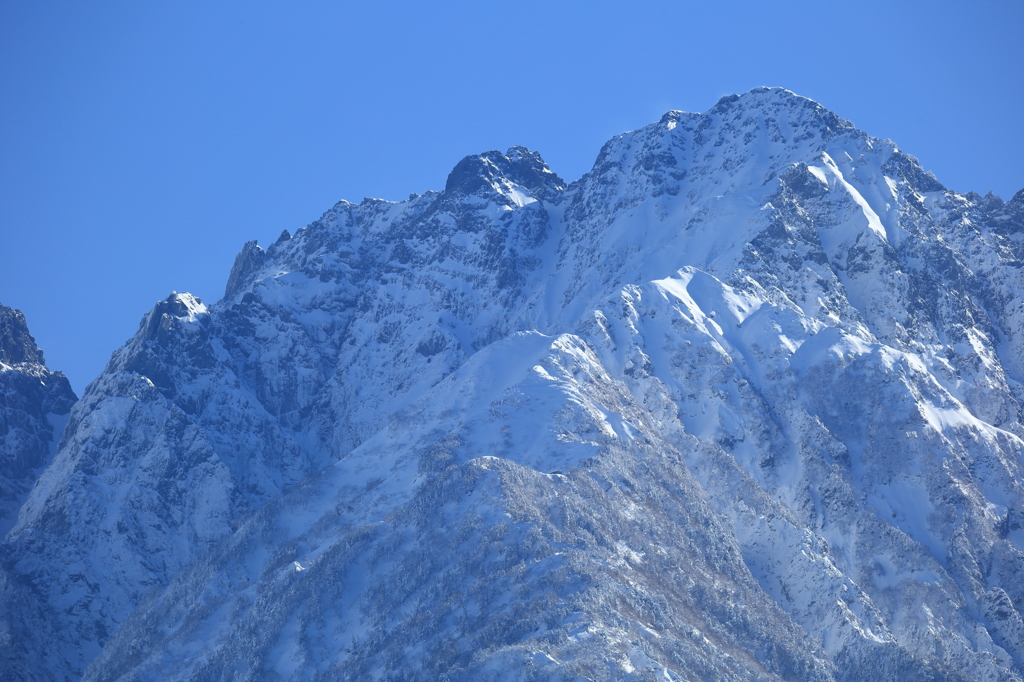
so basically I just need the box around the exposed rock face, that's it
[2,88,1023,681]
[0,304,76,537]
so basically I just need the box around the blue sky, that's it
[2,0,1022,393]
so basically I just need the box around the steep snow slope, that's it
[86,333,838,682]
[2,88,1023,681]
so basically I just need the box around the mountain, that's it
[2,87,1023,681]
[0,304,76,537]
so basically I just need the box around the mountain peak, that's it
[0,304,45,366]
[702,87,856,135]
[444,146,566,197]
[0,303,76,537]
[224,240,266,300]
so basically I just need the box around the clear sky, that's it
[2,0,1022,394]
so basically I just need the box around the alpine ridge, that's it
[2,87,1023,682]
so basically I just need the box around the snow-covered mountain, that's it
[2,87,1023,681]
[0,304,76,537]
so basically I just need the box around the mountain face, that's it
[2,87,1024,681]
[0,305,76,537]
